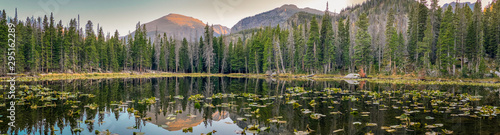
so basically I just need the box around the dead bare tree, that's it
[221,37,229,73]
[274,35,286,74]
[175,36,180,72]
[203,25,215,73]
[154,29,161,70]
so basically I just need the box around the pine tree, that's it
[61,23,71,72]
[354,13,372,72]
[384,8,396,72]
[109,30,120,71]
[231,37,244,73]
[438,6,454,75]
[417,0,429,42]
[338,17,351,71]
[16,21,26,73]
[67,19,78,72]
[417,16,433,69]
[42,15,50,72]
[463,15,476,77]
[30,25,41,73]
[97,27,106,71]
[287,28,295,71]
[484,6,496,58]
[168,37,176,72]
[85,20,98,72]
[159,35,167,71]
[320,6,334,73]
[388,29,400,73]
[430,0,441,65]
[294,25,305,72]
[48,13,56,72]
[212,36,220,73]
[180,38,190,72]
[414,0,429,63]
[263,29,273,72]
[408,2,419,62]
[306,16,319,73]
[0,10,7,75]
[492,1,500,62]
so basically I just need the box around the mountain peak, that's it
[442,2,475,10]
[231,4,325,33]
[126,13,229,41]
[279,4,299,9]
[162,13,204,28]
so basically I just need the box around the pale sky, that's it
[0,0,493,35]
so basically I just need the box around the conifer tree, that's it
[438,6,454,75]
[354,13,371,72]
[306,16,319,73]
[320,6,334,73]
[338,17,351,71]
[85,20,98,72]
[180,38,189,72]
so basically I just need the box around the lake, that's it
[1,77,499,135]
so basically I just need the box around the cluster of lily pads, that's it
[0,85,96,110]
[170,86,499,135]
[289,87,499,134]
[3,84,498,135]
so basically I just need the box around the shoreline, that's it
[2,72,500,87]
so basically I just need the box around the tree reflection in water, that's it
[0,77,499,135]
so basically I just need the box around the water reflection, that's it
[0,77,499,135]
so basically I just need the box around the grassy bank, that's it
[2,72,500,87]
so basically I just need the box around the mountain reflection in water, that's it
[0,77,499,135]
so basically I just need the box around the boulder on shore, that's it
[344,73,360,79]
[494,71,500,78]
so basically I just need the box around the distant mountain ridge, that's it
[230,4,333,33]
[127,13,230,41]
[442,2,475,10]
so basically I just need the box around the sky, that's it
[0,0,493,35]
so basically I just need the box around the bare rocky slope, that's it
[127,13,230,41]
[230,4,333,33]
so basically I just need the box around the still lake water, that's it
[1,77,499,135]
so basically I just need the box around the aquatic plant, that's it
[308,100,316,107]
[188,94,204,101]
[182,127,193,133]
[293,102,301,109]
[85,103,98,110]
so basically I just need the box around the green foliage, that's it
[231,38,245,73]
[417,16,432,68]
[2,0,499,78]
[338,17,350,71]
[179,38,189,72]
[0,10,7,75]
[320,10,335,72]
[354,13,371,70]
[85,20,99,72]
[437,6,455,75]
[306,16,319,73]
